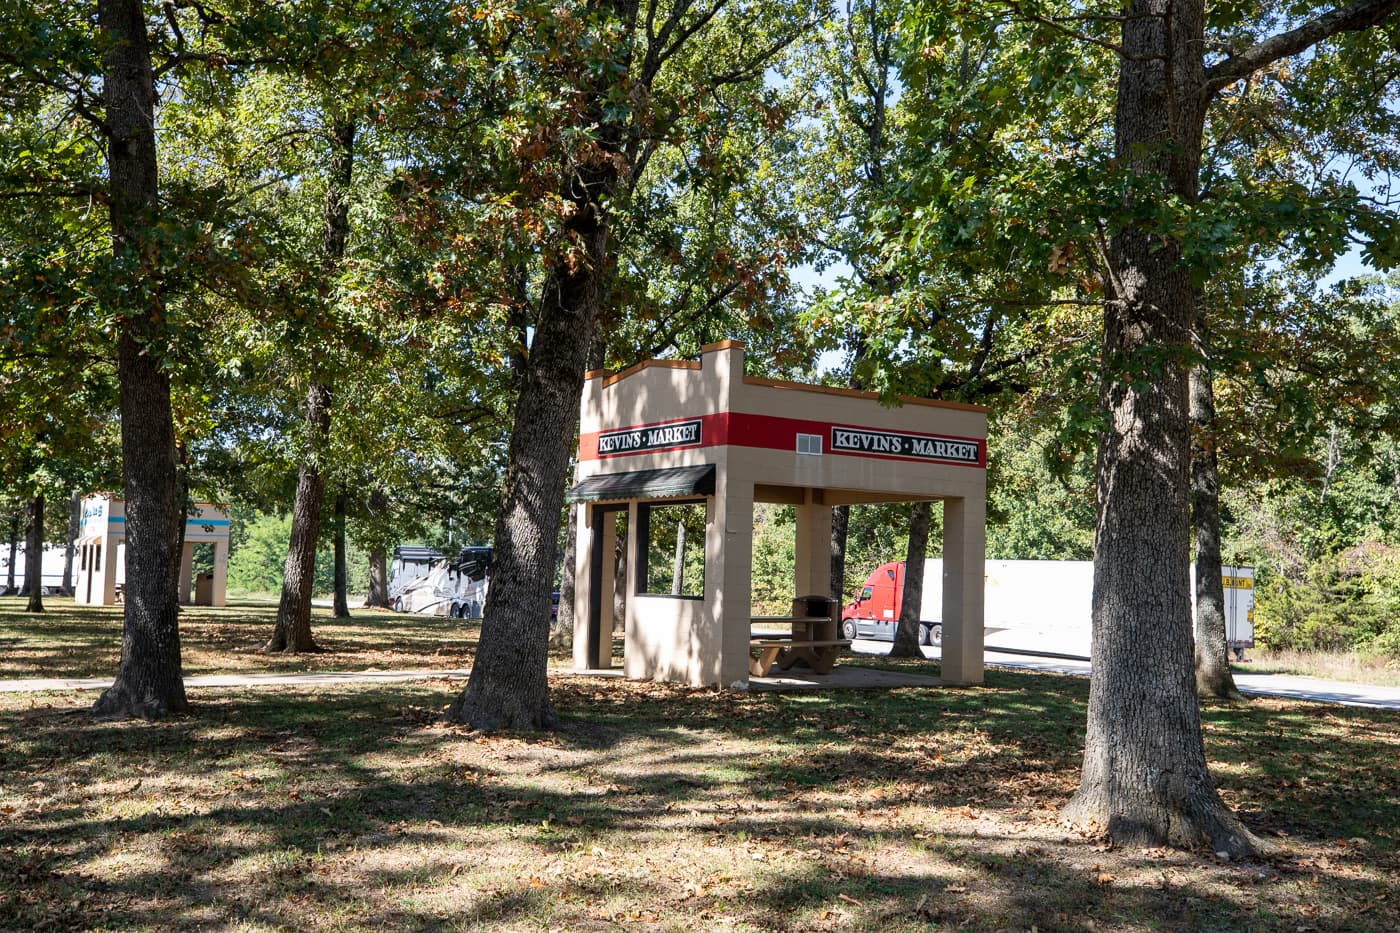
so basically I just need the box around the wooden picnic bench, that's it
[749,614,851,677]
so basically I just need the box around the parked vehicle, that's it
[841,559,1254,659]
[389,545,492,618]
[841,561,942,646]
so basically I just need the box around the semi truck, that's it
[840,559,1254,659]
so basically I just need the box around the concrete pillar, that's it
[178,541,195,605]
[717,476,754,687]
[573,506,621,672]
[940,496,986,685]
[793,501,833,598]
[211,540,228,607]
[100,533,119,606]
[572,504,594,671]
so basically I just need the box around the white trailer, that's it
[844,558,1254,660]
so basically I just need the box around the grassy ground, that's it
[2,666,1398,932]
[0,595,539,681]
[1237,648,1400,687]
[3,598,1398,930]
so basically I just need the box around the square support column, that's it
[178,541,195,605]
[211,540,228,607]
[574,505,617,671]
[100,534,120,606]
[717,477,754,687]
[793,501,833,598]
[940,496,985,685]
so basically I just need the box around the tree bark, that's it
[1190,358,1242,699]
[890,502,930,657]
[670,519,687,594]
[364,546,389,608]
[445,19,630,726]
[554,340,602,646]
[1060,0,1260,855]
[362,488,390,608]
[92,0,187,720]
[266,381,331,652]
[4,511,17,594]
[61,491,79,596]
[554,503,579,647]
[332,486,350,618]
[23,493,45,613]
[829,504,849,602]
[266,119,354,651]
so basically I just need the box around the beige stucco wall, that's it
[572,341,988,688]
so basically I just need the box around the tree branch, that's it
[1204,0,1400,97]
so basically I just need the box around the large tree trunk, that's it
[171,447,189,605]
[1061,0,1261,855]
[1190,359,1242,699]
[446,84,624,728]
[332,486,350,618]
[362,488,390,608]
[266,382,331,653]
[364,547,389,608]
[5,511,17,594]
[890,501,929,658]
[553,504,579,647]
[61,491,79,596]
[553,340,602,646]
[829,504,849,602]
[266,120,355,651]
[23,493,45,613]
[92,0,187,720]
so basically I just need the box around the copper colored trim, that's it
[701,339,746,352]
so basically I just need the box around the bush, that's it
[1254,542,1400,658]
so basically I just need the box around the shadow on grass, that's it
[1,671,1397,930]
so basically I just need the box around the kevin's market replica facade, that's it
[567,341,988,688]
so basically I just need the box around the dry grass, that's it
[1238,648,1400,687]
[2,667,1397,932]
[0,595,577,681]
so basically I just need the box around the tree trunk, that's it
[613,525,627,632]
[5,511,17,594]
[890,502,929,658]
[1190,359,1242,699]
[670,519,687,594]
[266,120,354,651]
[554,339,602,646]
[61,491,79,596]
[171,449,189,605]
[829,504,849,602]
[92,0,187,720]
[23,493,45,613]
[446,84,623,728]
[1060,0,1261,855]
[553,503,579,647]
[266,382,331,652]
[364,547,389,608]
[362,488,390,608]
[333,486,350,618]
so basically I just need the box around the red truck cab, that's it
[841,561,942,645]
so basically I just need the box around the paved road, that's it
[848,639,1400,711]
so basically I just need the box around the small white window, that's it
[796,433,822,455]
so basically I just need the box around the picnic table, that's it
[749,613,851,677]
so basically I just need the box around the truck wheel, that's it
[393,597,404,613]
[928,624,942,647]
[841,618,857,641]
[920,623,933,646]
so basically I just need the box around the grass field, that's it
[1237,648,1400,687]
[1,600,1398,931]
[0,595,539,681]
